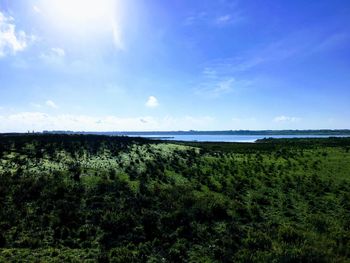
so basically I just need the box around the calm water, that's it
[126,134,348,143]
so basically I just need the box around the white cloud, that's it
[273,115,300,123]
[45,100,58,109]
[0,11,30,57]
[0,112,215,132]
[40,47,65,64]
[145,96,159,108]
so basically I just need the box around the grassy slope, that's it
[0,135,349,262]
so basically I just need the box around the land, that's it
[0,134,350,262]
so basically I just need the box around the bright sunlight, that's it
[38,0,120,35]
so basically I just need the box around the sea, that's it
[124,134,349,143]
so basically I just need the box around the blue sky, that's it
[0,0,349,131]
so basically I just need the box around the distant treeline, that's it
[41,129,350,136]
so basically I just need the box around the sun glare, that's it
[38,0,119,35]
[51,0,113,23]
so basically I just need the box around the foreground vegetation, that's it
[0,134,350,262]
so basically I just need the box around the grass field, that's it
[0,134,350,262]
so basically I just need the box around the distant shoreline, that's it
[39,129,350,136]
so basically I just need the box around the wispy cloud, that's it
[185,12,243,27]
[184,1,244,27]
[30,103,42,108]
[40,47,65,64]
[0,112,215,132]
[314,32,349,53]
[195,65,252,99]
[215,14,231,24]
[0,11,31,57]
[273,115,300,123]
[145,96,159,108]
[45,100,59,109]
[33,5,41,14]
[200,28,350,77]
[183,12,207,26]
[111,19,124,50]
[30,100,59,109]
[195,78,236,98]
[51,47,65,57]
[215,12,244,26]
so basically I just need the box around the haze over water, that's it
[126,134,350,142]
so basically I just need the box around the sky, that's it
[0,0,349,132]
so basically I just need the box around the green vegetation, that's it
[0,134,350,262]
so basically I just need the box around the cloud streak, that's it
[201,28,350,77]
[40,47,65,64]
[273,115,300,123]
[194,66,252,99]
[45,100,59,109]
[195,78,236,98]
[184,1,244,27]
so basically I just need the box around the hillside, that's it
[0,135,350,262]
